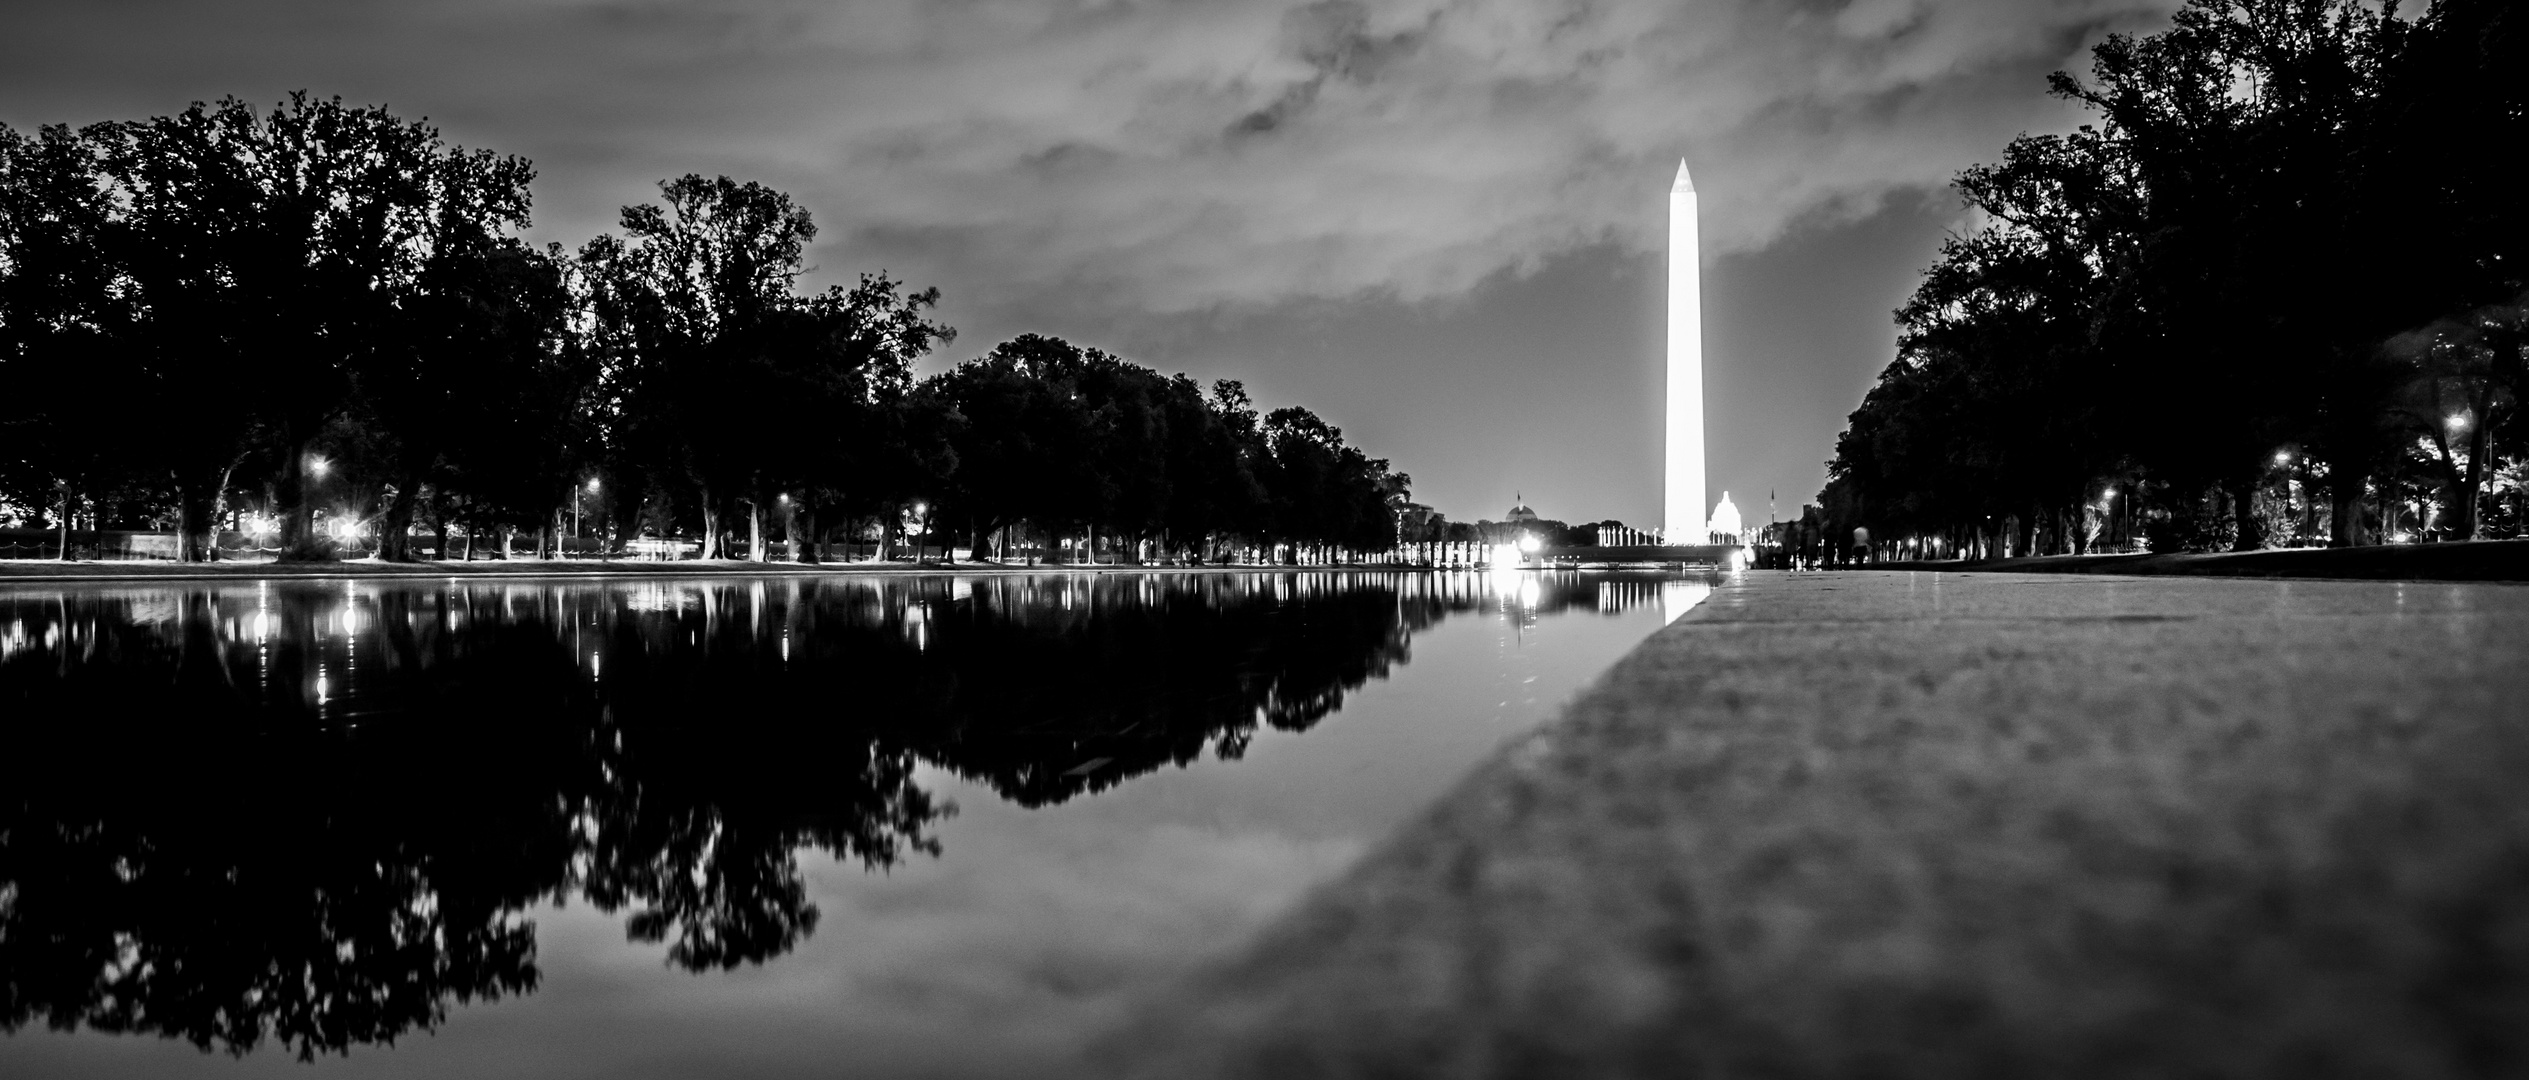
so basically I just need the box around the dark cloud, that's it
[5,0,2172,310]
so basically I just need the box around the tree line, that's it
[0,95,1414,562]
[1821,0,2524,556]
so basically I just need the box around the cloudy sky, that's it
[5,0,2176,526]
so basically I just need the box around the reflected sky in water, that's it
[0,570,1707,1078]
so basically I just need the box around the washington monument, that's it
[1664,158,1706,543]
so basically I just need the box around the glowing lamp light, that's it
[587,478,602,493]
[1517,533,1541,554]
[308,456,330,478]
[1489,543,1523,571]
[2447,414,2470,432]
[2275,451,2293,465]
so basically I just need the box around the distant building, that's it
[1706,491,1743,545]
[1480,495,1551,548]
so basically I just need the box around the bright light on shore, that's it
[1489,543,1522,571]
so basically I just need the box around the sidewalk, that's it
[1111,570,2529,1078]
[1879,536,2529,582]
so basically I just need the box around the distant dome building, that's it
[1505,494,1539,525]
[1706,491,1744,545]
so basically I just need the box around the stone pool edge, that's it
[1095,568,2529,1079]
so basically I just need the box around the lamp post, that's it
[576,478,600,556]
[2101,485,2117,552]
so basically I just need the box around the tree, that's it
[0,124,129,556]
[929,335,1108,558]
[587,175,819,559]
[89,95,500,560]
[754,273,953,562]
[1827,0,2528,553]
[2396,297,2526,539]
[353,147,553,560]
[1258,407,1402,558]
[2063,0,2419,545]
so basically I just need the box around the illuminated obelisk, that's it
[1664,158,1706,544]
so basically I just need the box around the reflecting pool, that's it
[0,570,1708,1078]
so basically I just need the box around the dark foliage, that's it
[1822,0,2527,555]
[0,101,1413,563]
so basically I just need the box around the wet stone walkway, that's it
[1112,570,2529,1079]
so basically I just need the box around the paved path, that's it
[1881,537,2529,583]
[1109,570,2529,1079]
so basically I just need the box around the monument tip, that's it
[1672,158,1695,194]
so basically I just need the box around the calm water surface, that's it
[0,570,1708,1078]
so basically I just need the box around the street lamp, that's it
[2100,486,2119,551]
[574,478,602,551]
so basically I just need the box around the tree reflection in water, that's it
[0,571,1692,1058]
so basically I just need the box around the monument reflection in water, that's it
[0,571,1698,1062]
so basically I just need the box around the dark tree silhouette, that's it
[1823,0,2528,555]
[2,100,1413,562]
